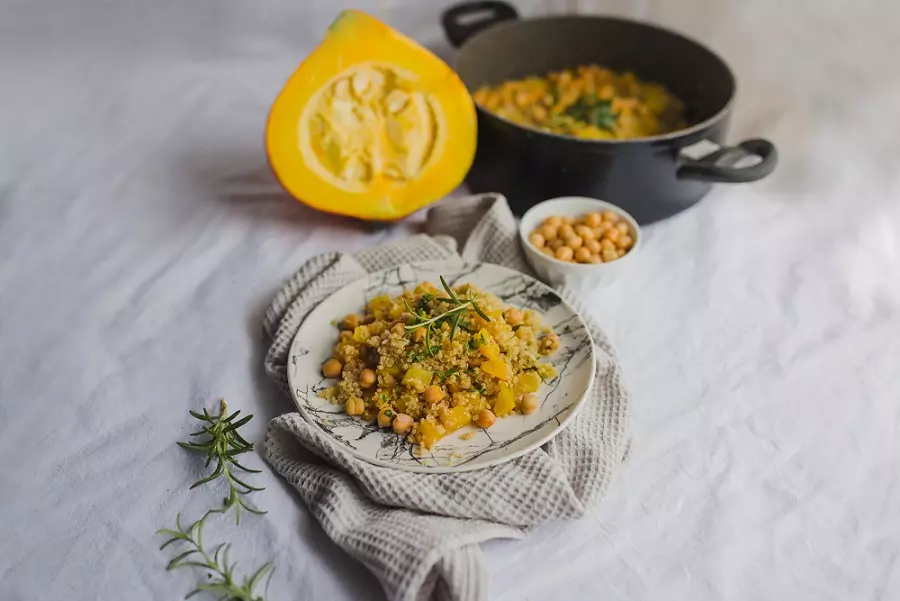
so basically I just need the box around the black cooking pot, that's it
[441,1,778,224]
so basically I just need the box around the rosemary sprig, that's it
[404,276,491,355]
[178,399,266,524]
[158,511,273,601]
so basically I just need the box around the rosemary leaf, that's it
[178,399,265,521]
[440,276,460,303]
[470,300,491,321]
[158,511,274,601]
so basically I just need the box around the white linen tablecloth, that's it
[2,1,899,599]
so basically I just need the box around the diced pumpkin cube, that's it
[351,325,370,343]
[438,405,471,433]
[514,371,542,394]
[402,363,433,391]
[493,384,516,417]
[417,419,444,448]
[481,359,511,381]
[477,329,500,361]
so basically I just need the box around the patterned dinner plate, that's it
[287,261,595,473]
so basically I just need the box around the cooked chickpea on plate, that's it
[319,277,559,449]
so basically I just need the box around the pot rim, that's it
[455,13,737,146]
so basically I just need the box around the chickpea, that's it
[339,330,353,341]
[541,246,556,257]
[616,234,634,250]
[505,307,524,326]
[359,368,376,388]
[543,216,562,228]
[585,239,602,254]
[322,358,343,378]
[565,234,584,250]
[540,333,560,353]
[590,254,604,264]
[595,221,613,235]
[559,224,576,239]
[602,210,620,223]
[617,249,627,258]
[411,327,426,343]
[602,248,619,262]
[377,406,395,428]
[585,212,603,227]
[574,247,592,263]
[616,222,630,234]
[475,409,496,429]
[603,227,621,243]
[540,224,558,241]
[423,385,446,404]
[345,396,365,416]
[529,232,546,248]
[341,314,360,330]
[520,393,539,415]
[600,238,616,251]
[560,215,575,225]
[548,238,564,251]
[575,224,595,240]
[392,413,414,434]
[555,246,574,261]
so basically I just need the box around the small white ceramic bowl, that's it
[519,196,642,288]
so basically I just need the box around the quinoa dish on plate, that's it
[320,277,560,449]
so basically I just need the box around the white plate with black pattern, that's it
[287,261,595,473]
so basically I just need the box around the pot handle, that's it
[441,1,519,48]
[677,138,778,183]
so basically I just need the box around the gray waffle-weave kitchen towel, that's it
[263,193,631,601]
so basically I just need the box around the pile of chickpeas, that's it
[528,210,635,263]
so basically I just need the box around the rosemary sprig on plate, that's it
[404,276,491,358]
[158,511,273,601]
[178,399,266,524]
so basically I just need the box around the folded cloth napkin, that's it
[263,194,631,601]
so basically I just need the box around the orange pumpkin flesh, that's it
[266,10,477,221]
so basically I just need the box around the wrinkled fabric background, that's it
[2,1,899,600]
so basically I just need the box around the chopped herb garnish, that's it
[405,275,492,351]
[564,94,618,132]
[468,333,486,350]
[436,367,459,381]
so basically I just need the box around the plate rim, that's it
[286,260,596,473]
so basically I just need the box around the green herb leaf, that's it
[158,511,274,601]
[470,300,491,322]
[178,399,265,521]
[450,313,461,342]
[564,96,618,132]
[436,367,458,381]
[439,276,460,303]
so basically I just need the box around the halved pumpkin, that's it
[266,10,477,221]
